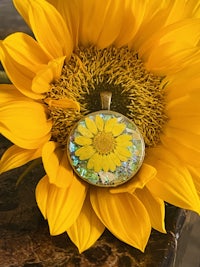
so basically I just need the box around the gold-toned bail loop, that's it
[100,91,112,110]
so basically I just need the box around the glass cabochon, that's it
[67,110,145,187]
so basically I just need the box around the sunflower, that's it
[1,0,200,253]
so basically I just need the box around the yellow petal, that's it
[0,101,51,149]
[48,0,80,47]
[32,57,65,94]
[167,117,200,135]
[94,0,125,48]
[42,141,73,188]
[135,187,166,233]
[112,123,126,136]
[95,115,104,131]
[93,153,103,172]
[166,74,200,102]
[146,45,199,75]
[101,155,110,172]
[36,175,87,235]
[164,127,200,152]
[0,84,30,104]
[130,0,171,49]
[109,152,121,167]
[75,146,95,160]
[67,195,105,253]
[166,92,200,117]
[90,188,151,252]
[77,125,94,138]
[0,42,42,100]
[104,118,117,132]
[0,145,41,174]
[105,154,116,172]
[85,117,97,134]
[69,0,123,48]
[44,98,80,111]
[13,0,30,26]
[146,146,200,214]
[16,0,73,58]
[161,135,200,167]
[75,136,92,146]
[115,146,131,158]
[110,163,157,194]
[2,32,50,72]
[35,175,49,219]
[116,134,132,146]
[142,19,200,73]
[187,165,200,197]
[87,153,105,171]
[115,0,146,47]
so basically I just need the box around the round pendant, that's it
[67,110,145,187]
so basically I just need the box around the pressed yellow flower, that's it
[1,0,200,253]
[68,111,144,186]
[75,115,131,171]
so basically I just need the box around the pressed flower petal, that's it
[104,118,117,132]
[95,115,104,131]
[0,145,41,174]
[36,175,87,235]
[75,136,92,146]
[42,141,73,188]
[67,195,105,253]
[110,163,156,194]
[85,118,97,134]
[90,188,151,251]
[146,147,200,214]
[92,153,103,172]
[135,187,166,233]
[116,134,132,144]
[109,152,121,167]
[32,57,65,94]
[101,155,110,172]
[75,146,96,160]
[0,84,30,104]
[0,101,51,149]
[105,154,116,172]
[112,123,126,136]
[115,146,131,158]
[77,125,93,138]
[2,32,50,72]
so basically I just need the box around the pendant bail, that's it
[100,91,112,110]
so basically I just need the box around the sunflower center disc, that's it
[67,110,145,187]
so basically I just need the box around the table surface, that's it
[0,1,200,267]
